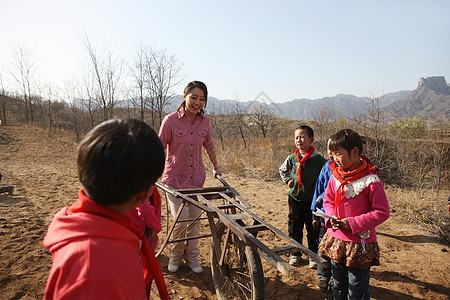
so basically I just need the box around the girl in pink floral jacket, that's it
[319,129,390,300]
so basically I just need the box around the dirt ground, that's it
[0,125,449,299]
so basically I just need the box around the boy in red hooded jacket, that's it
[43,119,169,299]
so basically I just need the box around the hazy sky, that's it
[1,0,449,103]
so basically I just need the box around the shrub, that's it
[387,117,427,139]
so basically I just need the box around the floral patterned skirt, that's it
[319,232,380,269]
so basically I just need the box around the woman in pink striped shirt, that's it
[158,81,221,273]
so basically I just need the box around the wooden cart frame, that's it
[156,175,328,300]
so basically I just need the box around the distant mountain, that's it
[160,77,450,122]
[164,91,411,121]
[383,76,450,121]
[266,91,411,120]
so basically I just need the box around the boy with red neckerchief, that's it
[319,128,390,300]
[279,125,327,268]
[43,119,169,300]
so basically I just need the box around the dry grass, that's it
[207,137,299,181]
[385,186,450,245]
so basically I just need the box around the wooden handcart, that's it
[156,175,328,300]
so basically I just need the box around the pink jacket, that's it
[43,207,147,299]
[323,173,390,244]
[158,109,215,189]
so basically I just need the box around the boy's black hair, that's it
[77,118,165,206]
[329,129,363,155]
[295,125,314,138]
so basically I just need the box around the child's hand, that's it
[330,218,350,231]
[338,218,350,231]
[288,180,294,188]
[144,226,154,240]
[312,220,320,231]
[330,218,339,230]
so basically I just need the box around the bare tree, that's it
[44,84,54,134]
[81,73,99,129]
[0,74,8,125]
[10,45,37,124]
[82,34,124,121]
[144,48,183,127]
[431,141,450,193]
[311,106,337,139]
[129,45,152,122]
[63,80,87,142]
[208,101,229,150]
[245,103,276,138]
[131,46,149,121]
[231,101,248,148]
[353,95,386,167]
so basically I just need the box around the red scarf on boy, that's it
[67,188,169,300]
[294,146,315,195]
[329,156,377,215]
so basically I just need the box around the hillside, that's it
[384,76,450,120]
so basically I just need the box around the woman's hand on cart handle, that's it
[212,169,222,178]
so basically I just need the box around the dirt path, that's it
[0,125,448,299]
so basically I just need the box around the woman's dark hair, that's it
[329,129,363,156]
[77,118,165,206]
[177,81,208,115]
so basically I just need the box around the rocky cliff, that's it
[418,76,450,95]
[384,76,450,120]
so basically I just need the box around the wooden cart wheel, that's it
[211,221,265,300]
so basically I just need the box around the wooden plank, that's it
[216,204,237,209]
[219,227,231,266]
[184,191,234,200]
[170,234,213,243]
[272,245,297,256]
[228,213,250,220]
[156,183,215,213]
[257,249,294,277]
[172,217,209,223]
[215,175,251,208]
[175,186,229,194]
[244,224,268,232]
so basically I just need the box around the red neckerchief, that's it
[329,156,377,215]
[68,188,169,300]
[294,146,315,195]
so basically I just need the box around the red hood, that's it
[43,207,140,253]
